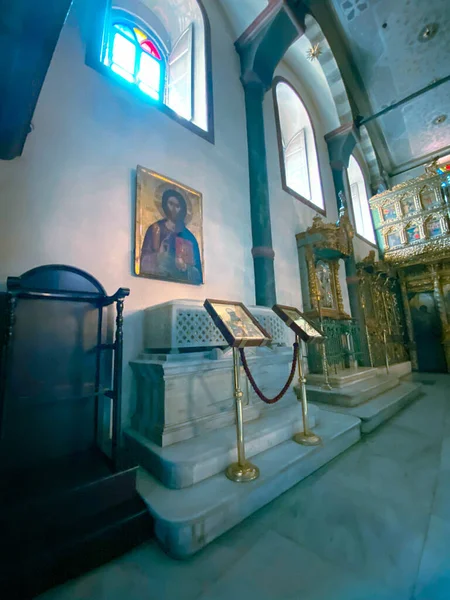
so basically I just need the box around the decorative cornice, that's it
[370,173,440,201]
[384,235,450,267]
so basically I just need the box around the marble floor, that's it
[38,373,450,600]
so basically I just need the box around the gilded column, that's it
[399,271,418,370]
[330,260,345,315]
[430,265,450,372]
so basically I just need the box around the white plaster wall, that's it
[0,0,253,422]
[266,61,346,312]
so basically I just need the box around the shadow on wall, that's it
[122,308,145,426]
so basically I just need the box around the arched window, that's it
[91,0,212,139]
[274,79,325,213]
[108,20,166,101]
[348,155,376,244]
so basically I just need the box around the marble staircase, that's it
[304,362,422,433]
[306,371,399,407]
[134,409,360,559]
[126,396,361,558]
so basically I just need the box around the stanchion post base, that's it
[321,383,332,390]
[225,461,260,483]
[293,431,322,446]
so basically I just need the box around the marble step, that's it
[312,381,422,433]
[136,409,361,558]
[305,374,400,407]
[307,367,377,388]
[125,394,320,489]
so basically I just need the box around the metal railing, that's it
[307,318,367,374]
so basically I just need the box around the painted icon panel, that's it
[402,196,417,216]
[387,232,402,248]
[272,304,324,344]
[135,166,204,285]
[427,218,442,238]
[420,188,438,210]
[406,224,421,243]
[204,299,271,348]
[382,204,398,221]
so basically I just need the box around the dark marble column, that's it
[235,2,306,306]
[244,80,277,307]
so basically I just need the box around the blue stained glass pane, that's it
[138,52,160,98]
[112,32,136,78]
[114,24,135,40]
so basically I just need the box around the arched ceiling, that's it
[218,0,450,181]
[218,0,340,133]
[284,36,340,133]
[324,0,450,176]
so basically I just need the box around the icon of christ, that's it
[140,188,203,284]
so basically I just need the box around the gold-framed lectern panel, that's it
[272,303,323,446]
[204,299,271,348]
[272,304,324,344]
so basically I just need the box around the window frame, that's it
[273,76,326,216]
[86,0,214,144]
[346,155,377,247]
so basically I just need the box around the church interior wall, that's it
[0,0,380,426]
[0,0,255,423]
[266,60,376,316]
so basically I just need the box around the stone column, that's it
[244,80,277,307]
[234,2,306,306]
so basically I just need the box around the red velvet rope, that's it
[239,343,299,404]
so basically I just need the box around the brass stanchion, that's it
[225,347,260,483]
[383,329,390,375]
[293,336,321,446]
[316,292,332,390]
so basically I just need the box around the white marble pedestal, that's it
[127,299,362,557]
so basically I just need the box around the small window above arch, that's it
[348,155,376,244]
[88,0,213,141]
[273,79,325,214]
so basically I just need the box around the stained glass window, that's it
[107,21,164,101]
[98,4,207,131]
